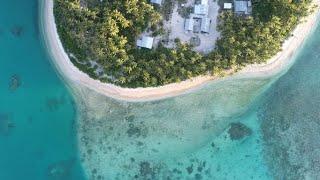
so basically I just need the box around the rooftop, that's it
[200,17,211,33]
[194,4,209,15]
[137,36,154,49]
[150,0,162,5]
[200,0,208,5]
[224,3,233,9]
[185,18,194,31]
[234,0,252,15]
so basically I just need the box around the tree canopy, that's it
[54,0,313,88]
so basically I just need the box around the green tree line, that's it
[54,0,313,87]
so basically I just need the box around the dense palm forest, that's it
[54,0,313,88]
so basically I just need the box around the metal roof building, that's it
[200,17,211,33]
[200,0,208,5]
[224,3,232,9]
[184,18,194,31]
[194,4,209,15]
[150,0,162,5]
[234,0,252,15]
[137,36,154,49]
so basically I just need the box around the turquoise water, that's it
[76,78,272,179]
[1,1,320,180]
[0,1,85,179]
[75,13,320,180]
[258,23,320,179]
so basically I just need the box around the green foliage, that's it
[161,0,174,21]
[54,0,312,88]
[212,0,312,68]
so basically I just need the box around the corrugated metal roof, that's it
[150,0,162,5]
[137,36,154,49]
[194,4,209,15]
[185,19,194,31]
[201,0,208,5]
[234,1,247,13]
[234,0,252,15]
[224,3,232,9]
[201,17,211,33]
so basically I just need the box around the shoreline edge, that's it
[40,0,320,102]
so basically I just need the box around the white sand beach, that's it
[40,0,320,102]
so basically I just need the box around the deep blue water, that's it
[1,0,320,179]
[0,1,85,179]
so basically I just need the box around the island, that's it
[41,0,320,101]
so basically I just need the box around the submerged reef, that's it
[0,113,14,136]
[228,122,252,141]
[10,25,23,37]
[45,95,66,111]
[260,67,320,179]
[9,74,21,91]
[47,159,76,180]
[74,76,271,179]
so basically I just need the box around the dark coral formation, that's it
[228,122,252,140]
[47,159,76,180]
[46,95,66,111]
[126,123,148,138]
[9,74,21,91]
[76,89,263,179]
[0,113,14,135]
[10,25,23,37]
[259,45,320,179]
[139,161,156,179]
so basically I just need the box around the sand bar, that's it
[40,0,320,102]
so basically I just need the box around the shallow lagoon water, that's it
[1,1,320,180]
[75,11,320,180]
[259,24,320,179]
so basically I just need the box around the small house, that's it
[223,3,232,10]
[185,18,194,31]
[137,36,154,49]
[200,0,208,5]
[194,4,209,15]
[234,0,252,15]
[200,17,211,33]
[150,0,162,5]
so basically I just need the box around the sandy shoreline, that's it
[40,0,320,102]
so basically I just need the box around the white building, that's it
[200,17,211,33]
[137,36,154,49]
[200,0,208,5]
[234,0,252,15]
[194,4,209,15]
[150,0,162,5]
[224,3,232,10]
[185,18,194,31]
